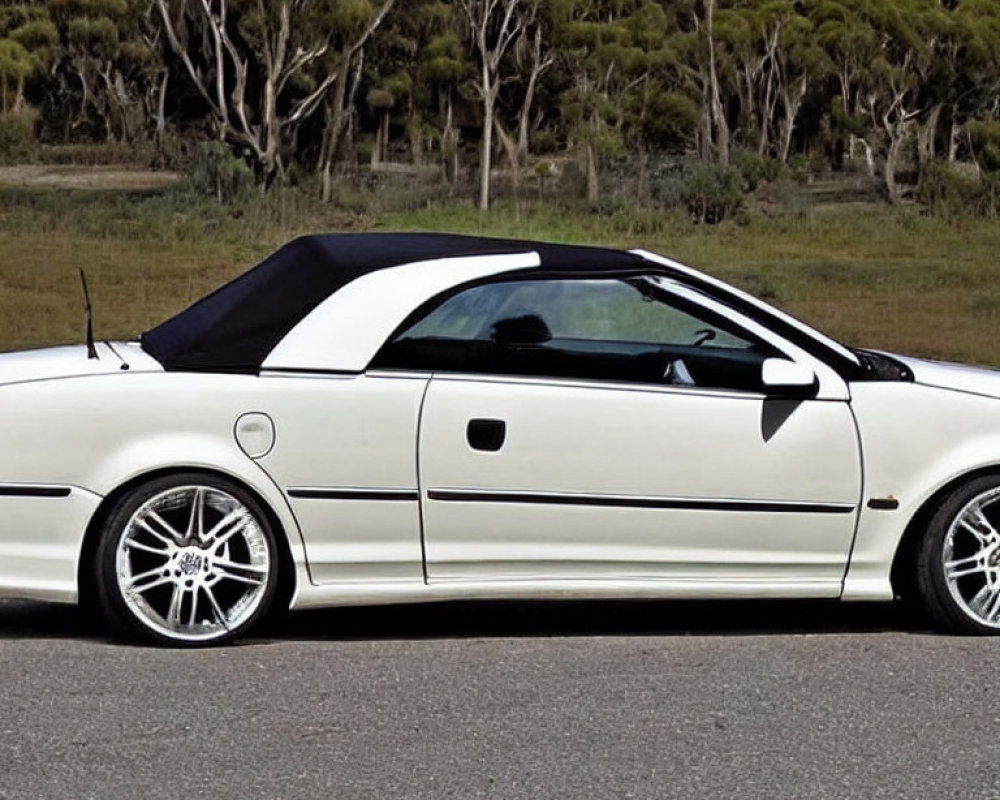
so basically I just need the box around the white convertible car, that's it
[2,232,999,645]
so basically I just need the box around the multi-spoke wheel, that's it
[918,476,1000,634]
[95,474,279,646]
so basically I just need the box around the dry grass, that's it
[1,184,999,367]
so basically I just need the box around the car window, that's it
[372,277,778,391]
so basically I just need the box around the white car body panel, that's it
[263,252,540,372]
[843,381,1000,599]
[0,341,161,384]
[3,245,1000,618]
[0,488,102,601]
[418,374,860,589]
[0,372,310,603]
[254,372,428,584]
[896,354,1000,398]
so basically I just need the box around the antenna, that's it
[79,269,98,360]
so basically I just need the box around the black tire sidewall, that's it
[94,472,280,647]
[917,475,1000,635]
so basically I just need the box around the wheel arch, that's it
[889,465,1000,600]
[76,465,298,618]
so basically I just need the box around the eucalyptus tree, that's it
[420,27,466,185]
[456,0,525,210]
[943,0,1000,162]
[363,0,467,170]
[661,1,735,166]
[859,0,944,202]
[771,4,829,163]
[713,2,771,155]
[811,0,882,172]
[618,1,699,196]
[0,36,34,114]
[155,0,395,187]
[703,0,728,164]
[0,4,56,114]
[44,0,162,143]
[552,0,688,203]
[510,0,553,162]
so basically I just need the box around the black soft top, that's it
[141,232,647,372]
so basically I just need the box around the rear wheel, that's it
[95,473,279,646]
[917,476,1000,634]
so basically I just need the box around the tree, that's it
[859,0,943,202]
[812,0,882,172]
[511,0,553,162]
[703,0,728,165]
[155,0,395,187]
[0,4,56,114]
[49,0,165,144]
[457,0,524,210]
[771,5,829,164]
[420,29,467,187]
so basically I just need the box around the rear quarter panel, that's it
[0,372,307,603]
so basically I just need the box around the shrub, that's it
[788,150,827,184]
[733,149,783,191]
[918,160,1000,220]
[652,158,744,224]
[187,141,255,202]
[967,120,1000,174]
[0,108,38,164]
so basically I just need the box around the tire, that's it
[917,475,1000,635]
[94,473,280,647]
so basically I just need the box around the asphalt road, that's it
[0,598,997,800]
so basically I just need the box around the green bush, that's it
[788,150,827,184]
[0,108,38,164]
[967,120,1000,174]
[918,160,1000,220]
[733,149,783,191]
[652,158,744,224]
[187,141,255,202]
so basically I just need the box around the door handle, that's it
[467,419,506,452]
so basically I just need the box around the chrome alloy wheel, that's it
[114,485,272,643]
[943,486,1000,628]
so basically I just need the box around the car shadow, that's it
[254,598,927,642]
[0,597,927,644]
[0,600,104,641]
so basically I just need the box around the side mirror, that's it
[761,358,818,397]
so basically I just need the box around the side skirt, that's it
[290,576,843,611]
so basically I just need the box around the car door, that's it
[375,274,862,594]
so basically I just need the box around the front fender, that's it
[845,383,1000,599]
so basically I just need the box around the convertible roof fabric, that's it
[141,232,648,372]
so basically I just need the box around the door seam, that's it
[414,376,433,584]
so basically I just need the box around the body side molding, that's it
[0,485,72,498]
[427,488,855,514]
[287,487,419,501]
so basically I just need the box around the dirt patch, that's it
[0,164,182,191]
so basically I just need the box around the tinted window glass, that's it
[373,278,776,391]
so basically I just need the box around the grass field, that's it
[1,181,999,366]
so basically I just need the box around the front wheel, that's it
[94,474,279,646]
[917,476,1000,634]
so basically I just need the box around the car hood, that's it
[893,354,1000,399]
[0,342,163,386]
